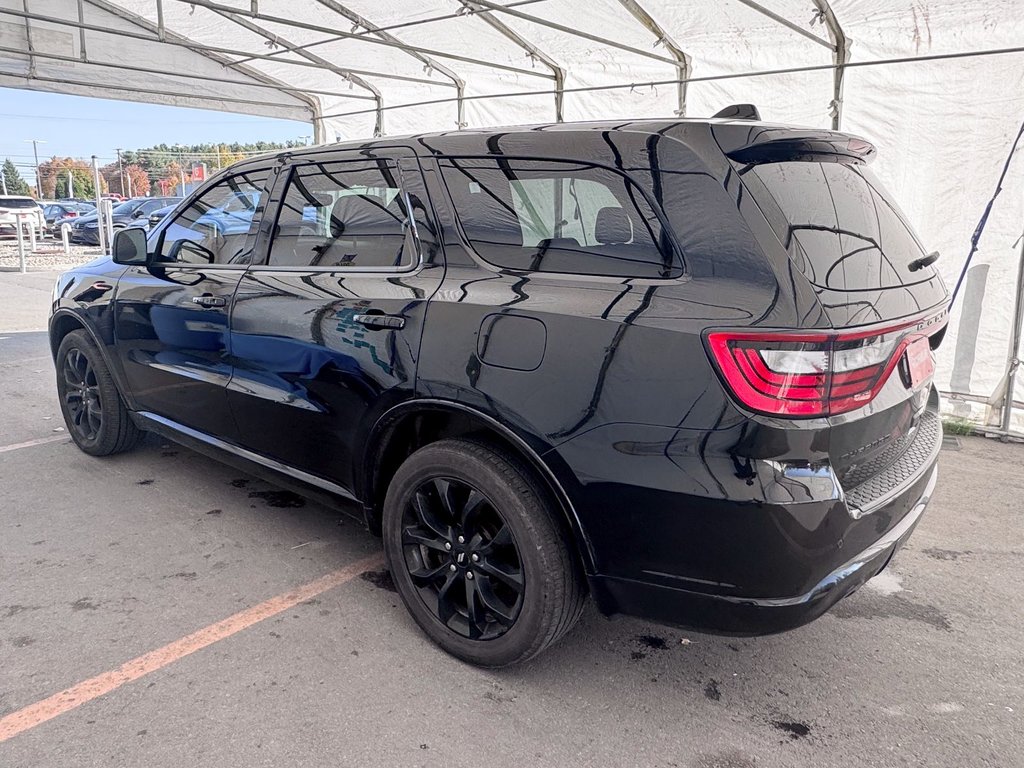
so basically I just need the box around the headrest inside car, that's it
[594,207,632,245]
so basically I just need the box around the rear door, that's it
[112,167,274,439]
[227,148,444,492]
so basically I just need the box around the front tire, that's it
[56,329,142,456]
[383,439,585,667]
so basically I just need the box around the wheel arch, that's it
[362,398,597,576]
[49,308,134,407]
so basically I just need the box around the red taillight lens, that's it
[67,212,79,218]
[706,314,945,418]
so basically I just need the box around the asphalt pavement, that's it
[0,328,1021,768]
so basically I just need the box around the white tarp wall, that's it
[1,0,1022,428]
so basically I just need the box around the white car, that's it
[0,196,45,237]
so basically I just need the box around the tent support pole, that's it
[79,0,322,121]
[1001,228,1024,434]
[311,0,467,130]
[812,0,850,129]
[77,0,88,58]
[730,0,833,49]
[207,7,386,135]
[180,0,553,80]
[458,1,565,122]
[617,0,691,116]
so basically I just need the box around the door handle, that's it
[191,294,227,308]
[353,313,406,330]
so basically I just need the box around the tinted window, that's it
[268,160,412,269]
[746,162,933,289]
[0,198,38,209]
[159,169,269,265]
[439,158,679,278]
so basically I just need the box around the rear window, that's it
[744,162,933,290]
[0,198,39,209]
[440,158,680,279]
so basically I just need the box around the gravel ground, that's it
[0,240,104,271]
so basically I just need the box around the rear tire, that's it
[382,438,585,667]
[56,329,142,456]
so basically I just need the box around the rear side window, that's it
[439,158,680,279]
[268,160,413,270]
[745,162,933,290]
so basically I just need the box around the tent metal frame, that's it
[0,0,858,132]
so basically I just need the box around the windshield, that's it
[744,161,935,290]
[112,200,142,215]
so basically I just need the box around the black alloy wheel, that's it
[55,329,142,456]
[61,347,103,443]
[383,439,586,667]
[401,477,524,640]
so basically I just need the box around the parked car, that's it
[43,202,95,234]
[49,112,949,667]
[69,197,182,245]
[125,203,178,233]
[0,195,45,237]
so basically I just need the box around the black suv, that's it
[49,115,948,666]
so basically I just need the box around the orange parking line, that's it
[0,552,384,743]
[0,435,70,454]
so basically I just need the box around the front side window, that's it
[159,169,269,265]
[439,158,679,279]
[268,160,413,269]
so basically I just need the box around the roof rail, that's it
[712,104,762,121]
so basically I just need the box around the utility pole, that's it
[116,148,125,197]
[24,138,46,197]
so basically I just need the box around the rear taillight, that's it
[67,212,79,218]
[706,312,946,418]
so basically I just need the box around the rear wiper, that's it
[908,250,940,272]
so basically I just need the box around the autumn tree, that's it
[37,157,106,199]
[100,162,150,198]
[2,159,30,195]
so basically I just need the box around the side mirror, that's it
[165,238,216,265]
[132,209,145,219]
[112,227,148,265]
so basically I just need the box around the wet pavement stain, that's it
[630,651,647,661]
[704,679,722,701]
[637,634,669,651]
[360,569,397,593]
[12,636,36,648]
[923,547,970,561]
[206,509,222,515]
[3,605,41,619]
[248,489,306,508]
[136,479,155,486]
[164,572,198,581]
[770,720,811,740]
[70,598,99,611]
[831,593,952,631]
[230,478,250,488]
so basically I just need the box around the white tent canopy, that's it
[2,0,1023,427]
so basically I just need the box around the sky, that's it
[0,88,312,189]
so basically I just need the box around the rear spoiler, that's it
[713,126,877,166]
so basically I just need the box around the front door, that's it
[227,149,444,493]
[113,167,274,439]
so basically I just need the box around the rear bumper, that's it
[588,465,935,635]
